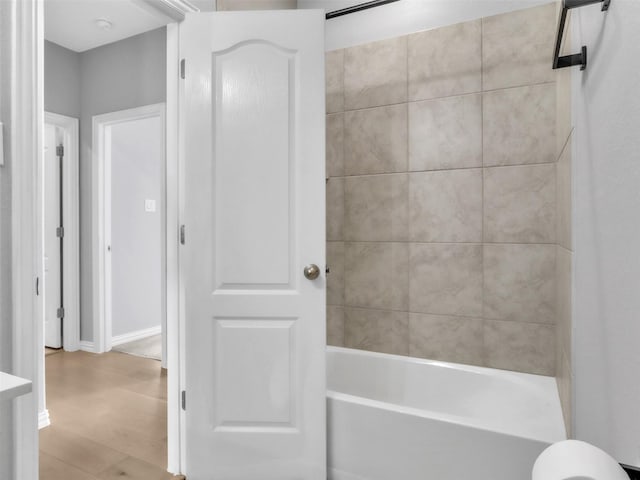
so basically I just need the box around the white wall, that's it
[571,0,640,467]
[110,116,164,338]
[190,0,296,11]
[0,0,14,476]
[298,0,552,50]
[217,0,296,9]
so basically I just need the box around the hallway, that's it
[40,350,181,479]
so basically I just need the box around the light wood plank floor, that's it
[40,350,183,479]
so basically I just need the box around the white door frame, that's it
[92,100,184,473]
[92,103,166,355]
[166,21,186,474]
[44,112,80,352]
[11,1,194,478]
[11,0,44,478]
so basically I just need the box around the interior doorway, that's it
[92,103,167,366]
[42,112,80,352]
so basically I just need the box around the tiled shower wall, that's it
[326,2,572,379]
[555,23,573,434]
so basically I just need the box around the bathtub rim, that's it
[326,346,567,444]
[327,345,558,382]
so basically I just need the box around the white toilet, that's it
[532,440,630,480]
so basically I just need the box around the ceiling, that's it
[44,0,183,52]
[44,0,304,52]
[45,0,550,53]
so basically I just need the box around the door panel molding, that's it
[180,11,326,479]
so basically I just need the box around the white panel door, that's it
[44,123,62,349]
[180,10,326,480]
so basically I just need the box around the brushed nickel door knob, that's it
[303,264,320,280]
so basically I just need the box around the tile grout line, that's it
[404,33,411,356]
[480,15,487,367]
[332,159,560,180]
[340,47,346,346]
[331,303,558,328]
[329,240,560,247]
[339,80,557,115]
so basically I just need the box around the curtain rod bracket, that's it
[553,0,610,70]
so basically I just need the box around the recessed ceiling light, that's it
[94,18,113,31]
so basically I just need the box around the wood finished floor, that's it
[40,350,184,479]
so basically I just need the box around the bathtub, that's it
[327,347,566,480]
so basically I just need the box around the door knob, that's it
[303,264,320,280]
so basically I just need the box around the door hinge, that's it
[36,277,40,296]
[180,225,185,245]
[56,226,64,238]
[181,390,186,410]
[180,59,186,79]
[56,307,64,319]
[56,145,64,157]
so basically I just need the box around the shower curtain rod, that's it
[325,0,401,20]
[553,0,610,70]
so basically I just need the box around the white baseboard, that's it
[38,409,50,429]
[79,340,97,353]
[112,325,161,347]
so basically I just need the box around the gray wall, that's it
[44,41,80,118]
[110,117,164,337]
[78,27,166,341]
[0,0,14,476]
[572,0,640,467]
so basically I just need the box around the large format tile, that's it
[345,307,409,355]
[483,83,556,166]
[409,94,482,171]
[482,3,557,91]
[556,246,572,364]
[326,113,344,177]
[327,305,345,347]
[344,104,408,175]
[326,49,344,113]
[327,241,344,305]
[344,36,407,110]
[556,65,572,159]
[484,320,555,376]
[409,169,482,243]
[557,138,572,250]
[326,177,344,241]
[344,242,409,310]
[409,313,483,366]
[484,244,556,324]
[484,164,556,243]
[409,243,482,316]
[556,350,572,436]
[408,19,482,101]
[345,173,408,242]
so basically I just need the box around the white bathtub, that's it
[327,347,566,480]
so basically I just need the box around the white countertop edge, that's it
[0,372,32,401]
